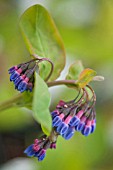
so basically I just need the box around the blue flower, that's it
[56,122,68,135]
[52,113,64,127]
[24,144,35,157]
[24,85,97,161]
[69,116,80,127]
[62,127,75,140]
[37,149,46,161]
[9,60,37,93]
[51,87,97,140]
[38,153,46,161]
[82,125,92,136]
[91,119,96,133]
[10,71,20,81]
[8,66,18,74]
[17,80,28,92]
[76,121,85,132]
[24,137,56,161]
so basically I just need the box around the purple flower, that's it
[24,136,56,161]
[9,60,36,93]
[57,122,68,135]
[50,142,56,149]
[69,110,84,127]
[51,110,59,118]
[91,119,96,133]
[24,83,97,161]
[62,127,75,140]
[8,66,18,74]
[52,113,64,127]
[10,69,22,81]
[51,86,97,139]
[24,144,35,157]
[56,115,72,136]
[76,116,86,132]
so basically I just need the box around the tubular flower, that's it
[51,86,96,139]
[8,59,37,92]
[24,86,96,161]
[24,136,56,161]
[9,56,54,93]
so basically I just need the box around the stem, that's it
[32,54,54,81]
[86,84,96,108]
[37,58,54,82]
[0,80,78,112]
[47,80,78,88]
[0,94,22,112]
[49,128,59,143]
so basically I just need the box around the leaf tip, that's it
[93,75,105,81]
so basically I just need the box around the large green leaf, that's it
[32,73,52,135]
[19,4,65,81]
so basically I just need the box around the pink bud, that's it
[64,115,72,124]
[86,120,92,126]
[24,77,29,83]
[56,100,65,108]
[59,113,65,119]
[34,139,39,144]
[76,110,84,118]
[80,116,87,122]
[17,68,22,74]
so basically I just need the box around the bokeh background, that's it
[0,0,113,170]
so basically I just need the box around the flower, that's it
[24,86,97,161]
[24,136,56,161]
[8,59,36,92]
[51,87,96,139]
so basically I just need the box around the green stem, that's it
[0,79,78,112]
[32,54,54,81]
[0,94,22,112]
[49,128,59,142]
[47,80,78,88]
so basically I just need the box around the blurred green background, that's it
[0,0,113,170]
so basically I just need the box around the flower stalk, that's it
[32,54,54,82]
[47,80,78,88]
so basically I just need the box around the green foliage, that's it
[16,92,33,109]
[32,73,52,135]
[19,4,66,81]
[66,62,97,88]
[66,60,84,80]
[77,68,97,88]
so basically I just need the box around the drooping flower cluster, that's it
[51,87,96,139]
[24,135,56,161]
[8,59,37,92]
[24,86,96,161]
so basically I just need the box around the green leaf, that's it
[19,4,65,81]
[32,73,52,135]
[65,60,84,89]
[66,60,84,80]
[77,68,97,88]
[15,92,33,110]
[41,124,51,136]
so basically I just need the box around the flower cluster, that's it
[24,86,96,161]
[8,59,37,92]
[51,87,96,139]
[24,135,56,161]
